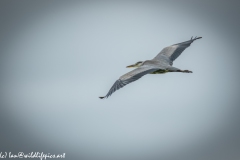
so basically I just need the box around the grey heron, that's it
[99,36,202,99]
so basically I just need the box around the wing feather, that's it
[153,36,202,64]
[99,66,159,99]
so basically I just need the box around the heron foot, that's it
[182,70,192,73]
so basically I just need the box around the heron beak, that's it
[126,65,135,68]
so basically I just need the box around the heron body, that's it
[100,36,202,99]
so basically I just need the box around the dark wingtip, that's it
[193,36,202,40]
[99,96,105,99]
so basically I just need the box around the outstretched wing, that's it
[153,36,202,65]
[99,66,160,99]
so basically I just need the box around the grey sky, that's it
[0,1,240,160]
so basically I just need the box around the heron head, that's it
[126,61,143,68]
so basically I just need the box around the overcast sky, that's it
[0,0,240,160]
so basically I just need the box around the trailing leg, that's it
[167,66,192,73]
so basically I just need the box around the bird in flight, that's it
[99,36,202,99]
